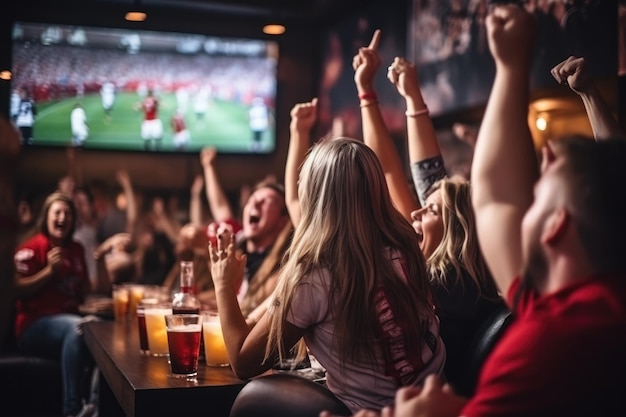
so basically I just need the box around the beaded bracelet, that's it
[360,100,378,108]
[406,107,429,117]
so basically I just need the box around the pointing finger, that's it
[368,29,381,50]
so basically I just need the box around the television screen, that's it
[10,21,279,154]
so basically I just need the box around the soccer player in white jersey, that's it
[70,103,88,147]
[100,80,116,124]
[15,88,37,145]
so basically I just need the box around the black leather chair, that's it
[229,308,513,417]
[449,305,513,397]
[229,373,351,417]
[0,352,64,417]
[1,307,64,417]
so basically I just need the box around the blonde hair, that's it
[266,138,433,366]
[426,176,499,300]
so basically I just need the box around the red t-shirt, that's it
[462,276,626,416]
[13,233,89,339]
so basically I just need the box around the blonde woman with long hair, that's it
[354,30,503,391]
[210,138,445,413]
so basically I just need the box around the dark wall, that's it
[1,1,320,196]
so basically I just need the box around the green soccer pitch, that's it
[31,92,275,153]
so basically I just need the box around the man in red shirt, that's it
[332,4,626,417]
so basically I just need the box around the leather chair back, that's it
[451,305,513,397]
[229,373,351,417]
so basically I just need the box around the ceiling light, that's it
[125,11,147,22]
[0,70,11,81]
[263,24,285,35]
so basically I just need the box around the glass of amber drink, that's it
[202,310,229,367]
[144,302,173,357]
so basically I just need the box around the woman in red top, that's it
[14,191,93,417]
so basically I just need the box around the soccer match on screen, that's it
[10,22,278,154]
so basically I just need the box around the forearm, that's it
[14,266,54,297]
[189,193,203,226]
[214,285,270,379]
[361,102,418,221]
[156,215,180,244]
[405,95,442,165]
[203,166,233,223]
[92,258,112,295]
[285,129,308,227]
[66,148,83,187]
[579,87,624,140]
[122,184,137,233]
[245,296,270,329]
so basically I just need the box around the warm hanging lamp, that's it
[125,0,147,22]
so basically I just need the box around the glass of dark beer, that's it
[165,314,203,378]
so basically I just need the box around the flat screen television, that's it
[10,21,279,154]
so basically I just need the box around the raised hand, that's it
[289,98,318,134]
[392,374,467,417]
[200,146,217,168]
[46,246,63,272]
[116,169,131,187]
[386,56,421,100]
[551,56,623,140]
[209,230,246,295]
[550,56,592,96]
[353,29,381,94]
[486,4,536,70]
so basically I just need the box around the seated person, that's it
[210,138,445,413]
[332,5,626,417]
[352,30,503,388]
[13,191,95,417]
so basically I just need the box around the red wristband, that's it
[359,92,378,101]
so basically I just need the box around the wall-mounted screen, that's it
[10,22,278,154]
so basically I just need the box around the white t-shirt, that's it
[285,249,446,412]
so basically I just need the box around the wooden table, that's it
[83,319,247,417]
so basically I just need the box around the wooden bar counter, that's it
[83,320,247,417]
